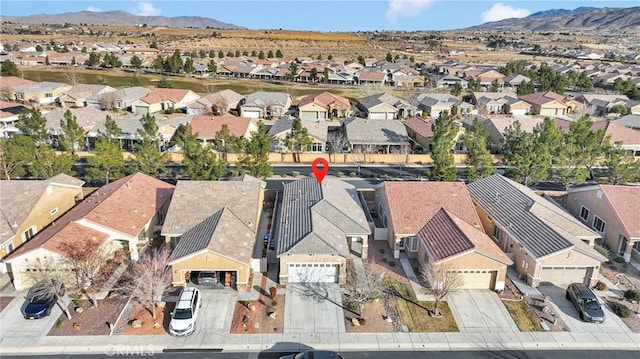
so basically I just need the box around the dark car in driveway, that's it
[21,279,64,320]
[566,283,605,323]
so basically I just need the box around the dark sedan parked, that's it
[21,279,65,320]
[565,283,605,323]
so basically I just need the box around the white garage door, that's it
[289,263,339,283]
[243,110,260,119]
[512,108,527,116]
[369,112,386,120]
[540,266,589,286]
[455,270,497,289]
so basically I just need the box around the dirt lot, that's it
[230,275,284,334]
[603,297,640,333]
[48,298,127,336]
[119,304,169,335]
[342,294,395,333]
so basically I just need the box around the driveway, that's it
[0,294,61,338]
[538,283,631,334]
[447,289,519,333]
[284,283,345,334]
[164,287,236,335]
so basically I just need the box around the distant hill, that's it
[0,10,244,29]
[466,7,640,32]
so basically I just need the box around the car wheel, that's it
[579,311,584,321]
[565,291,570,300]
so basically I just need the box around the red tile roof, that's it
[190,113,253,139]
[6,173,174,259]
[404,116,434,138]
[592,121,640,145]
[519,91,569,106]
[357,71,386,81]
[600,185,640,237]
[140,88,192,104]
[384,182,481,235]
[0,76,37,88]
[298,91,351,109]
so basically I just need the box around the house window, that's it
[45,92,53,98]
[23,226,36,242]
[410,236,418,252]
[633,241,640,252]
[579,206,589,222]
[593,216,606,233]
[50,207,58,215]
[5,242,13,253]
[492,225,501,240]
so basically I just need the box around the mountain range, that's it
[466,6,640,32]
[0,10,244,29]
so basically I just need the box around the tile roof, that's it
[298,92,351,110]
[404,116,434,138]
[343,117,409,145]
[519,91,569,106]
[243,91,291,107]
[5,173,172,259]
[198,89,245,107]
[357,71,386,81]
[591,121,640,145]
[140,88,194,104]
[275,178,370,257]
[613,114,640,129]
[468,174,605,260]
[44,107,107,132]
[161,176,263,237]
[0,101,28,119]
[61,84,115,100]
[0,174,84,241]
[383,182,482,235]
[190,113,253,139]
[268,117,328,142]
[599,185,640,238]
[112,87,151,103]
[0,76,37,88]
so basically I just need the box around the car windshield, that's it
[583,298,600,310]
[173,308,193,320]
[28,294,49,305]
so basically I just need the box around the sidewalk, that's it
[1,329,639,355]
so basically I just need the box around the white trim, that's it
[592,215,606,233]
[579,205,589,222]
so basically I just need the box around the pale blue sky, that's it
[1,1,637,31]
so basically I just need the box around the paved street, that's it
[447,289,520,333]
[284,283,345,334]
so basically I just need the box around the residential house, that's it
[466,69,505,88]
[298,92,353,122]
[0,101,29,137]
[109,87,151,111]
[0,174,84,271]
[519,91,577,116]
[468,174,607,288]
[130,88,200,115]
[482,116,541,152]
[342,117,410,154]
[575,94,631,115]
[275,177,371,284]
[162,176,264,289]
[391,67,424,88]
[44,107,107,145]
[12,81,71,105]
[240,91,292,120]
[186,89,245,116]
[436,75,468,90]
[357,93,419,120]
[472,92,520,115]
[404,116,433,150]
[591,120,640,156]
[503,74,532,89]
[57,84,117,109]
[0,76,37,101]
[374,182,512,290]
[269,117,328,153]
[189,113,257,145]
[355,71,387,85]
[613,114,640,129]
[413,93,469,118]
[86,113,169,151]
[565,185,640,262]
[3,173,174,290]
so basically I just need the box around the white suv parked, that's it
[169,287,201,336]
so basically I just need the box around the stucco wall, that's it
[170,251,250,288]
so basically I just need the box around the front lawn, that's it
[391,280,458,332]
[502,299,543,332]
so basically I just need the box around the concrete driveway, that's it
[447,289,519,333]
[0,294,61,338]
[164,287,236,335]
[538,283,631,334]
[284,283,345,334]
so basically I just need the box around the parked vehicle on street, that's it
[21,279,65,320]
[169,287,201,336]
[565,283,605,323]
[196,271,218,285]
[279,350,344,359]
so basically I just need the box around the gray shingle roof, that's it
[275,178,370,257]
[244,91,290,107]
[343,117,409,145]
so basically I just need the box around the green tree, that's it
[323,68,329,83]
[450,82,462,96]
[213,124,240,162]
[467,78,480,92]
[464,118,493,182]
[275,49,284,58]
[386,52,393,62]
[575,71,593,91]
[258,50,265,60]
[251,50,257,57]
[288,62,298,81]
[199,49,207,58]
[328,54,333,60]
[226,51,234,57]
[533,117,564,181]
[357,55,365,66]
[164,49,183,73]
[132,114,166,176]
[16,108,48,144]
[239,121,272,178]
[502,121,549,186]
[30,146,75,179]
[36,44,44,52]
[88,51,101,67]
[152,55,165,70]
[0,136,34,179]
[242,50,248,56]
[45,56,50,66]
[208,50,215,58]
[156,78,174,88]
[310,67,318,82]
[427,111,457,181]
[283,118,313,163]
[218,50,224,59]
[130,55,143,70]
[267,50,274,58]
[183,57,195,74]
[556,115,606,186]
[602,143,639,185]
[207,60,217,74]
[609,104,629,115]
[516,80,535,95]
[99,115,123,143]
[86,137,126,185]
[490,79,501,92]
[1,60,19,76]
[181,124,227,180]
[58,110,86,155]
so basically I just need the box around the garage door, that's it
[369,112,386,120]
[289,263,339,283]
[301,111,318,121]
[512,108,527,116]
[540,266,589,286]
[243,110,260,119]
[455,270,497,289]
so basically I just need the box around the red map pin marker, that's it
[311,158,329,183]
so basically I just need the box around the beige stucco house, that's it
[565,185,640,263]
[298,92,353,122]
[131,88,200,114]
[12,81,71,105]
[468,175,607,288]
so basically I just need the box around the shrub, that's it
[349,172,357,177]
[378,248,385,254]
[381,257,387,263]
[614,257,626,263]
[594,244,610,258]
[55,319,65,328]
[594,281,607,291]
[611,302,631,318]
[72,293,83,307]
[623,289,640,302]
[389,260,396,267]
[291,171,300,177]
[336,171,345,177]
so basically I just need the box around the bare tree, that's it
[343,266,387,318]
[327,131,348,163]
[389,145,410,168]
[64,66,82,86]
[57,239,110,308]
[123,246,172,320]
[419,260,464,317]
[98,91,117,110]
[24,256,72,319]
